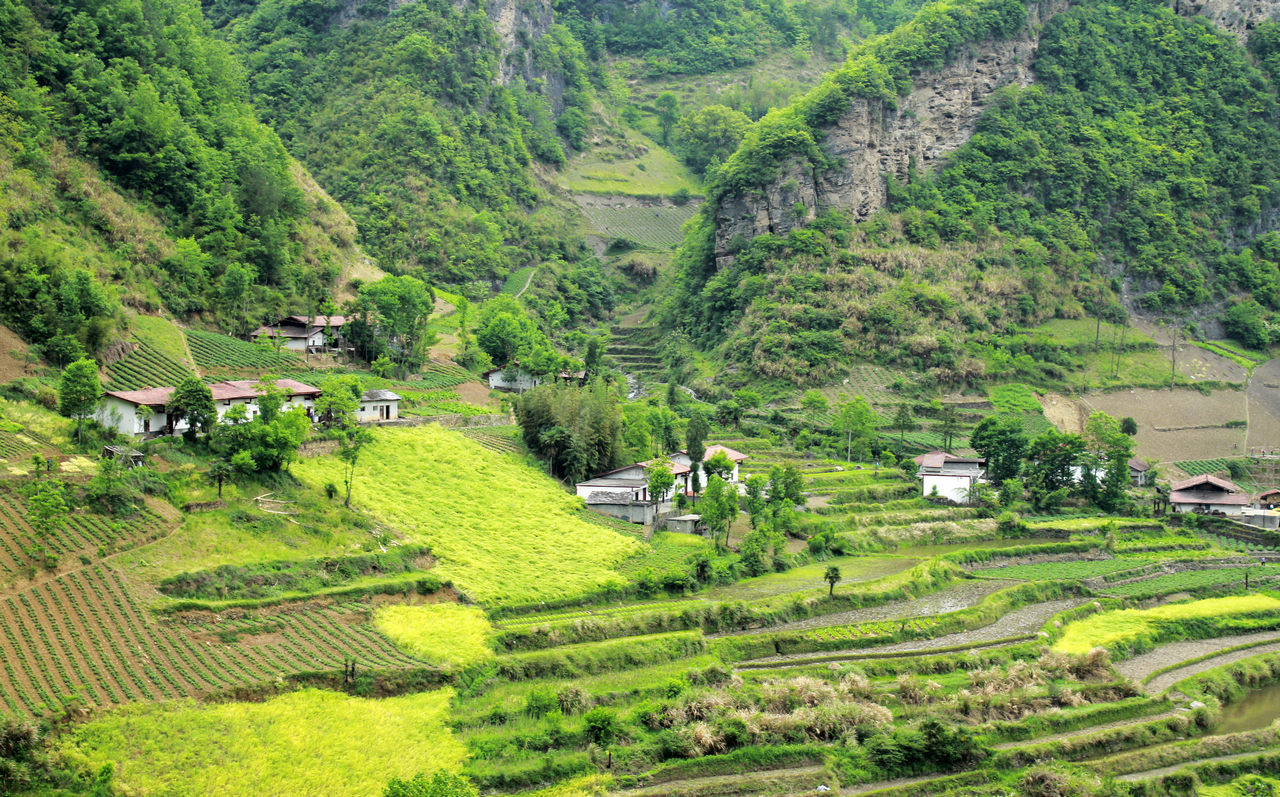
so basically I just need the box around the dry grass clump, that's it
[896,674,943,705]
[838,671,873,699]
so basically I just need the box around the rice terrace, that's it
[15,0,1280,795]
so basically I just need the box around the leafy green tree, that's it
[26,480,67,567]
[384,770,479,797]
[209,459,232,499]
[58,358,100,445]
[744,474,768,529]
[655,92,680,144]
[1024,429,1085,511]
[767,464,805,507]
[350,276,434,374]
[937,403,960,453]
[337,426,375,508]
[686,409,709,501]
[701,474,737,550]
[1083,411,1134,512]
[715,399,743,428]
[645,456,676,532]
[168,377,216,440]
[824,565,841,597]
[801,390,829,429]
[316,375,363,429]
[1119,417,1138,436]
[969,415,1027,485]
[703,451,735,482]
[86,458,139,516]
[672,104,751,174]
[834,396,876,462]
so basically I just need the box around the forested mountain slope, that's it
[202,0,614,322]
[0,0,367,360]
[670,0,1280,385]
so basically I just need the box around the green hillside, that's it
[670,0,1280,384]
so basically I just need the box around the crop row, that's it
[460,427,521,454]
[0,566,428,715]
[580,204,696,250]
[1101,565,1280,599]
[1174,458,1233,476]
[186,329,299,370]
[496,597,709,628]
[418,361,476,390]
[978,558,1155,581]
[106,341,193,390]
[0,430,39,461]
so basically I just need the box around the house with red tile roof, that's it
[1169,474,1251,515]
[96,379,321,437]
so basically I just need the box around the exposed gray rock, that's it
[711,0,1280,269]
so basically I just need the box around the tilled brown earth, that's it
[1117,631,1280,694]
[711,580,1016,639]
[744,598,1084,666]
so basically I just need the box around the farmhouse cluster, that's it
[97,379,401,438]
[574,445,748,525]
[250,314,348,353]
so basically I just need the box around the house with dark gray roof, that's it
[358,389,401,423]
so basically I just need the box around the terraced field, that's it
[106,340,194,390]
[578,200,698,249]
[0,565,426,715]
[185,329,300,371]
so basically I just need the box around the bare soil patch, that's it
[1084,388,1247,462]
[454,381,497,408]
[1116,630,1280,693]
[0,323,36,382]
[1042,392,1087,434]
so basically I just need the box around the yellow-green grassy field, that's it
[375,603,495,668]
[294,426,642,605]
[61,689,464,796]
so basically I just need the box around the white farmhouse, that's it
[575,459,692,524]
[1169,474,1251,515]
[671,444,748,484]
[96,379,322,438]
[358,389,401,423]
[251,315,346,353]
[485,364,542,392]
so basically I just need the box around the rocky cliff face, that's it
[711,0,1280,268]
[336,0,563,106]
[1173,0,1280,41]
[712,0,1068,268]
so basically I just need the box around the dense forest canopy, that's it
[202,0,604,297]
[668,0,1280,384]
[0,0,349,352]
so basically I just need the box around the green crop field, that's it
[401,389,492,417]
[500,266,537,296]
[105,340,194,390]
[1101,565,1280,599]
[563,128,700,196]
[1053,594,1280,654]
[61,689,464,796]
[419,361,477,389]
[977,558,1153,581]
[131,316,196,370]
[1174,458,1234,476]
[186,329,300,371]
[294,426,642,605]
[1028,318,1156,350]
[579,202,697,249]
[988,383,1042,414]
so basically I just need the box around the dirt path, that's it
[514,267,537,298]
[613,764,828,797]
[1119,632,1280,694]
[842,773,946,795]
[743,598,1082,667]
[991,711,1182,750]
[712,580,1015,639]
[1115,750,1268,781]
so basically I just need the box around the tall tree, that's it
[833,396,876,462]
[168,377,216,440]
[824,565,841,597]
[701,474,737,551]
[58,358,101,444]
[969,415,1028,485]
[645,456,676,533]
[686,409,709,502]
[338,426,375,509]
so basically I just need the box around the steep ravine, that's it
[711,0,1280,268]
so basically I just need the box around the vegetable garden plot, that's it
[580,203,698,249]
[106,341,193,390]
[0,566,428,714]
[185,329,299,371]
